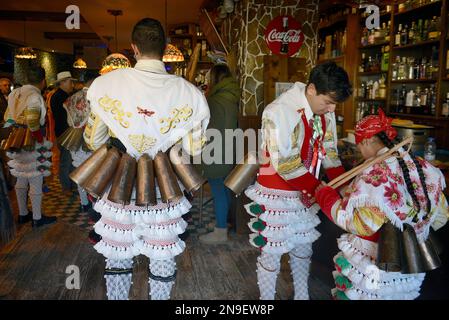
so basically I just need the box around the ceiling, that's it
[0,0,209,54]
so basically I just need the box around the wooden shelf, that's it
[359,41,390,49]
[391,79,437,84]
[358,71,388,76]
[388,112,437,120]
[392,39,440,50]
[317,55,344,64]
[169,34,193,39]
[318,15,347,30]
[356,98,387,102]
[394,0,442,16]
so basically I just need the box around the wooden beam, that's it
[0,10,87,23]
[44,32,100,40]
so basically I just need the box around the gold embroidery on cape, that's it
[128,134,157,153]
[98,95,133,128]
[159,106,193,134]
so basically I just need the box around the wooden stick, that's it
[202,9,229,56]
[328,136,414,189]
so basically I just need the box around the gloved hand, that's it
[315,185,341,220]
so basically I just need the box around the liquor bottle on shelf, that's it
[392,89,401,112]
[361,27,368,46]
[419,58,427,80]
[407,57,415,80]
[385,21,391,42]
[408,21,416,44]
[379,77,387,99]
[359,53,366,72]
[414,86,422,108]
[428,16,440,40]
[401,24,408,46]
[422,19,429,41]
[442,92,449,117]
[400,84,407,110]
[392,56,400,80]
[398,57,407,80]
[421,88,429,114]
[395,24,402,46]
[381,46,389,72]
[430,84,436,115]
[406,89,415,114]
[416,19,423,43]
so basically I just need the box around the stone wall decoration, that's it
[14,50,73,85]
[223,0,319,116]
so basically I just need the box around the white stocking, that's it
[77,185,89,206]
[104,258,133,300]
[289,243,313,300]
[15,179,28,216]
[149,258,176,300]
[256,252,281,300]
[29,176,43,220]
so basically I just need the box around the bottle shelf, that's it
[358,71,388,76]
[391,79,437,84]
[394,0,442,16]
[318,16,347,30]
[392,39,440,50]
[388,112,437,120]
[356,98,387,102]
[359,41,390,49]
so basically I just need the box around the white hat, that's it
[54,71,76,83]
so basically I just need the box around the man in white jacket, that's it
[79,18,210,300]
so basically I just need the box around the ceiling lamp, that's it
[73,57,87,69]
[15,20,36,59]
[162,0,184,63]
[15,47,37,59]
[99,53,131,75]
[163,44,185,62]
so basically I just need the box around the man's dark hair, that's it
[308,61,352,103]
[131,18,166,58]
[27,66,46,85]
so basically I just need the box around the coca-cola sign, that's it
[264,15,304,57]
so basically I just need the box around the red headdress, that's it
[354,109,397,144]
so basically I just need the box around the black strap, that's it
[148,270,177,282]
[104,267,133,275]
[109,137,127,153]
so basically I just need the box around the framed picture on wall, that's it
[275,82,294,98]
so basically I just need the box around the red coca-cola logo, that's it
[264,15,304,57]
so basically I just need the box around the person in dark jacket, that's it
[49,71,75,194]
[199,64,240,244]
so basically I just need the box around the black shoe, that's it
[80,202,93,213]
[18,212,32,224]
[32,215,57,228]
[88,229,102,245]
[179,229,190,241]
[88,208,101,224]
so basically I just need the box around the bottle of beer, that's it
[280,17,289,55]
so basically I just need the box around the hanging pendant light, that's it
[15,20,36,59]
[73,57,87,69]
[163,44,185,62]
[99,53,131,75]
[162,0,184,63]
